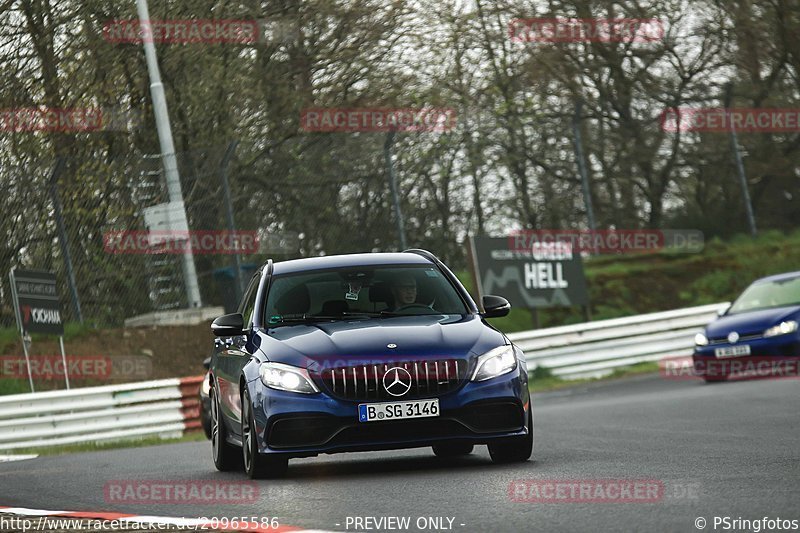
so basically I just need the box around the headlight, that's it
[694,332,709,346]
[471,345,517,382]
[259,362,319,394]
[763,320,799,338]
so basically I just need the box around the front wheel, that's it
[488,405,533,464]
[211,384,240,471]
[242,389,288,479]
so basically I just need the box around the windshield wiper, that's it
[268,313,376,325]
[268,314,339,325]
[379,310,442,317]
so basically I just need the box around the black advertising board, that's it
[10,268,64,335]
[472,237,589,308]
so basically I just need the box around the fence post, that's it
[724,84,757,237]
[384,130,408,250]
[572,100,596,231]
[49,157,83,324]
[219,141,243,301]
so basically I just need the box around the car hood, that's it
[256,314,506,368]
[705,305,800,338]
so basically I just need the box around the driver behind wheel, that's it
[390,274,417,308]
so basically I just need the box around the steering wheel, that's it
[394,302,437,313]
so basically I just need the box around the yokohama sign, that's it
[10,269,64,335]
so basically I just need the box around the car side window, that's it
[239,274,260,329]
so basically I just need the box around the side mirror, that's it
[482,295,511,318]
[717,303,731,317]
[211,313,244,336]
[202,357,211,370]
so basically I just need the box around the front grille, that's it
[708,333,763,345]
[317,359,468,401]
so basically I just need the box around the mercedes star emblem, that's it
[383,367,412,397]
[728,331,740,344]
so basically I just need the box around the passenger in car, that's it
[390,274,418,308]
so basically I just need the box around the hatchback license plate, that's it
[715,345,751,358]
[358,399,439,422]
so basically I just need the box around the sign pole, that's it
[58,336,70,389]
[20,333,35,392]
[466,235,484,308]
[9,269,35,392]
[531,308,540,329]
[136,0,203,308]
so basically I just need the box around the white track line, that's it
[0,454,38,462]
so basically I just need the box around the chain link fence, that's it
[0,134,452,328]
[0,144,300,327]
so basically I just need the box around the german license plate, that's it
[358,399,439,422]
[715,345,751,358]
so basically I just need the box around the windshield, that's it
[263,265,468,325]
[728,277,800,314]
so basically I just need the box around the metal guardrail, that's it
[508,302,730,380]
[0,302,728,450]
[0,377,202,450]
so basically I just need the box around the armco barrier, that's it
[508,302,730,379]
[0,302,727,450]
[0,377,202,450]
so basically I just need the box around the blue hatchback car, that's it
[209,250,533,478]
[693,271,800,382]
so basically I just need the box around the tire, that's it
[211,384,241,471]
[201,397,212,440]
[242,389,288,479]
[433,442,474,458]
[488,404,533,464]
[696,359,729,383]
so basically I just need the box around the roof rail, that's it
[403,248,438,262]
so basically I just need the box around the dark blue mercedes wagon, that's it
[209,250,532,478]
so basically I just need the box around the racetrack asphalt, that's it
[1,373,798,532]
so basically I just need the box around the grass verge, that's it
[528,361,660,393]
[2,431,208,457]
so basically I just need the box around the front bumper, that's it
[694,334,800,360]
[693,335,800,378]
[246,365,530,457]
